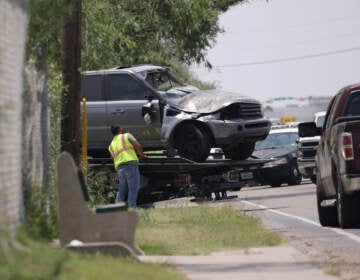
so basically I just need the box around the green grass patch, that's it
[0,236,185,280]
[136,205,282,255]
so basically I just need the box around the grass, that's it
[0,205,281,279]
[0,235,185,280]
[136,205,282,255]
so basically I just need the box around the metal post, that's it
[81,98,88,179]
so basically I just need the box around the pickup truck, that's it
[303,83,360,228]
[297,111,326,183]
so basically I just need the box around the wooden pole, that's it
[61,0,82,164]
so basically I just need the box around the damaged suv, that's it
[82,65,271,162]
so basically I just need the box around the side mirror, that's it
[298,122,322,137]
[142,101,156,125]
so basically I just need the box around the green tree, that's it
[82,0,245,70]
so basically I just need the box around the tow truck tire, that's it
[223,142,255,160]
[175,123,211,162]
[317,175,338,227]
[287,162,302,186]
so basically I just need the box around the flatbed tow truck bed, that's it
[88,155,273,205]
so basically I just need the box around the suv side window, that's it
[108,73,147,100]
[81,74,103,101]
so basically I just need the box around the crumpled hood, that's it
[252,146,297,159]
[171,90,260,114]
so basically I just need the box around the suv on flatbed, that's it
[302,83,360,228]
[81,65,271,162]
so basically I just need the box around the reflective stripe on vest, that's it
[109,134,138,168]
[110,134,134,158]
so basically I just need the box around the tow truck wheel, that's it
[223,142,255,160]
[175,123,211,162]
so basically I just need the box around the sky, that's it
[192,0,360,104]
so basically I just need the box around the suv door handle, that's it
[112,109,125,114]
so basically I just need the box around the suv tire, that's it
[223,142,255,160]
[317,175,338,227]
[175,123,211,162]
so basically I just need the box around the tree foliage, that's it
[28,0,244,70]
[82,0,244,70]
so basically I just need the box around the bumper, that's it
[341,174,360,195]
[254,163,289,185]
[207,118,271,145]
[298,158,316,178]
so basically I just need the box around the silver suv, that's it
[81,65,271,162]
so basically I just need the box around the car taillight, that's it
[174,174,190,186]
[341,132,354,160]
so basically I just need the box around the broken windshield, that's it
[137,70,184,91]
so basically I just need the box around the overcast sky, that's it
[192,0,360,104]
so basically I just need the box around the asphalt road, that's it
[226,180,360,279]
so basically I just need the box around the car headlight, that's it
[261,104,265,117]
[201,112,220,121]
[263,157,288,168]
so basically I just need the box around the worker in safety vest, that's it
[109,125,147,209]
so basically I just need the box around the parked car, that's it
[252,125,301,187]
[81,65,271,162]
[307,83,360,228]
[297,111,326,183]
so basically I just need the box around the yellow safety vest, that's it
[108,133,139,169]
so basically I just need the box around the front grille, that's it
[302,150,317,158]
[221,103,262,120]
[301,141,319,147]
[299,140,319,158]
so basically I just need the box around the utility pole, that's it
[61,0,82,164]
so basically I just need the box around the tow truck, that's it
[88,151,274,205]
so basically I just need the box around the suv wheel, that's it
[287,162,302,186]
[174,123,211,162]
[223,142,255,160]
[317,175,338,227]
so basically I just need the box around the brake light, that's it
[341,132,354,160]
[174,174,190,186]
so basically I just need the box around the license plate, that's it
[240,172,253,179]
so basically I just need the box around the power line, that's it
[213,46,360,68]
